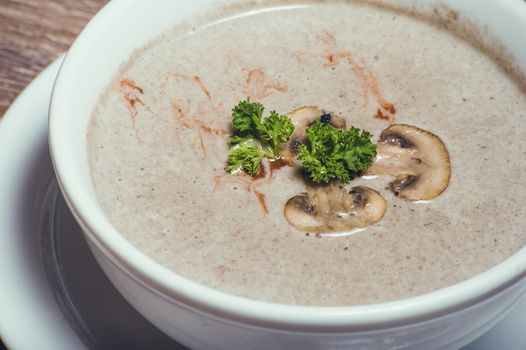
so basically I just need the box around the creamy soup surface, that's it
[88,1,526,305]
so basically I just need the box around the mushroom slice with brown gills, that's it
[280,106,346,164]
[284,183,387,233]
[366,124,451,201]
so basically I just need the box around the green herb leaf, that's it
[226,144,265,176]
[259,111,295,157]
[298,119,376,184]
[232,98,264,136]
[226,98,294,175]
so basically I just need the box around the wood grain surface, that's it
[0,0,108,117]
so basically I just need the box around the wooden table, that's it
[0,0,108,117]
[0,2,107,348]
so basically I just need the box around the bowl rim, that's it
[49,0,526,331]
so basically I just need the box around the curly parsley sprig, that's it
[297,119,377,184]
[226,98,294,176]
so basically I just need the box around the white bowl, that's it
[49,1,526,349]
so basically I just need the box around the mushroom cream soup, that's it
[87,1,526,305]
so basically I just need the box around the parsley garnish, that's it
[226,98,294,176]
[297,119,377,184]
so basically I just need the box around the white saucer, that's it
[0,59,525,350]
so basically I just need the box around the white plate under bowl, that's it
[0,59,525,350]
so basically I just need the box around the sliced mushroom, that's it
[366,124,451,201]
[281,106,346,164]
[284,183,387,233]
